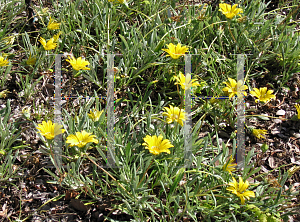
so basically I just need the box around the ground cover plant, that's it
[0,0,300,221]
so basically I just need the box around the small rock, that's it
[294,133,300,139]
[271,127,281,135]
[272,118,282,124]
[282,122,290,127]
[276,109,286,116]
[218,138,223,146]
[277,133,288,139]
[289,130,295,136]
[277,133,284,138]
[219,131,230,139]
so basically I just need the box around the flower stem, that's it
[137,158,154,187]
[227,22,239,51]
[66,74,74,110]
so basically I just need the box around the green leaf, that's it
[259,213,267,222]
[154,40,165,52]
[168,167,185,200]
[119,34,129,49]
[257,115,270,120]
[260,143,269,153]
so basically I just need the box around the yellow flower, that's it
[227,177,255,205]
[108,0,125,3]
[174,72,200,91]
[26,55,37,65]
[295,104,300,119]
[250,87,276,103]
[0,56,9,66]
[219,3,243,19]
[88,109,104,122]
[66,130,98,148]
[162,43,189,59]
[162,105,185,126]
[222,78,248,99]
[52,31,62,42]
[288,165,300,177]
[237,16,247,23]
[3,35,15,45]
[41,8,49,15]
[47,16,61,30]
[22,106,31,119]
[0,89,9,98]
[252,129,267,139]
[36,120,65,140]
[223,155,237,175]
[66,56,91,71]
[39,37,57,50]
[142,135,174,155]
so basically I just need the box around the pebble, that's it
[272,118,282,124]
[219,131,230,139]
[290,130,295,136]
[276,110,286,116]
[271,127,281,135]
[277,133,288,139]
[282,122,290,127]
[277,133,284,138]
[294,133,300,139]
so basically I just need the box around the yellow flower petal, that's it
[174,71,200,91]
[219,3,243,19]
[162,105,185,126]
[0,56,9,66]
[222,78,248,99]
[252,129,267,139]
[39,37,57,50]
[36,120,65,140]
[47,16,61,30]
[142,135,173,155]
[66,56,91,71]
[66,130,98,148]
[250,87,276,103]
[88,109,104,122]
[162,43,189,59]
[227,177,255,205]
[295,104,300,119]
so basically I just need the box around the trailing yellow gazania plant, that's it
[174,71,201,92]
[108,0,125,4]
[250,87,276,103]
[0,56,9,67]
[223,155,237,175]
[219,3,243,19]
[36,120,65,141]
[227,176,255,205]
[39,36,57,50]
[142,135,174,155]
[47,16,61,30]
[88,109,104,122]
[26,55,37,66]
[252,128,268,139]
[162,43,189,60]
[66,55,91,77]
[65,55,91,107]
[222,77,248,99]
[294,104,300,119]
[66,130,98,154]
[162,105,186,127]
